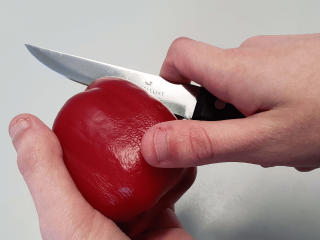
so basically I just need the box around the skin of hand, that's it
[141,34,320,172]
[9,114,194,240]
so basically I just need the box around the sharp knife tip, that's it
[26,44,45,52]
[25,44,43,58]
[25,44,35,53]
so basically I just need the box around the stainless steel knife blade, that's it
[25,44,199,119]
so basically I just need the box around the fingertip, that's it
[9,117,30,143]
[9,114,63,176]
[142,121,181,168]
[9,114,37,151]
[142,121,205,168]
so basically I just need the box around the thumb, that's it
[9,114,128,240]
[141,110,286,168]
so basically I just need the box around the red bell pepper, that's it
[53,77,196,237]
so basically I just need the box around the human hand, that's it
[141,35,320,172]
[9,114,194,240]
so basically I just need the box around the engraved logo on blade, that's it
[140,82,165,97]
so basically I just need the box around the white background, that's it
[1,1,320,239]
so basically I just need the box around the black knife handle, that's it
[192,88,245,121]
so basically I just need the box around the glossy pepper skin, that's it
[53,77,196,237]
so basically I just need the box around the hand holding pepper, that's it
[9,114,194,240]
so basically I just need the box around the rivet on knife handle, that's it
[192,88,245,121]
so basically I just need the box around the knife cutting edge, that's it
[25,44,244,121]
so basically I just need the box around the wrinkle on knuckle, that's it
[17,145,46,176]
[17,133,59,176]
[188,126,214,163]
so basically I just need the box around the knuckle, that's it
[171,37,192,47]
[17,133,59,176]
[17,145,46,175]
[169,37,193,54]
[188,126,214,162]
[240,35,266,47]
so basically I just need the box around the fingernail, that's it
[9,119,30,141]
[154,128,168,162]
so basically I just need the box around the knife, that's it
[25,44,244,121]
